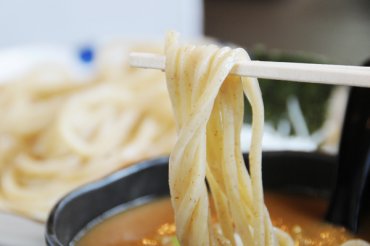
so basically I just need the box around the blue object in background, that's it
[78,46,94,64]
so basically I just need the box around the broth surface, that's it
[77,192,369,246]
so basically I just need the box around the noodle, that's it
[0,43,176,221]
[165,32,293,246]
[165,32,368,246]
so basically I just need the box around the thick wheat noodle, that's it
[0,47,176,221]
[165,32,294,246]
[165,32,370,246]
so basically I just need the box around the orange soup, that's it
[76,192,369,246]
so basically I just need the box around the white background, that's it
[0,0,203,46]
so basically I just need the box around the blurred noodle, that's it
[0,42,176,221]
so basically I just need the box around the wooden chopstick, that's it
[129,52,370,88]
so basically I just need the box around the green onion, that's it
[171,236,180,246]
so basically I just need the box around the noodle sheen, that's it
[165,33,368,246]
[165,32,292,246]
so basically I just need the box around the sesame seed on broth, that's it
[76,192,369,246]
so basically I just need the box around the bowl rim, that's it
[45,155,169,246]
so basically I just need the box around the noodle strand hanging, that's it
[165,32,293,246]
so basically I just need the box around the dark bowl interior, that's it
[46,151,337,246]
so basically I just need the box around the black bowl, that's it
[45,151,337,246]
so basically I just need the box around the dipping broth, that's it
[76,192,369,246]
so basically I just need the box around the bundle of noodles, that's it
[165,32,293,245]
[0,43,176,221]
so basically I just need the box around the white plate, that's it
[0,212,44,246]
